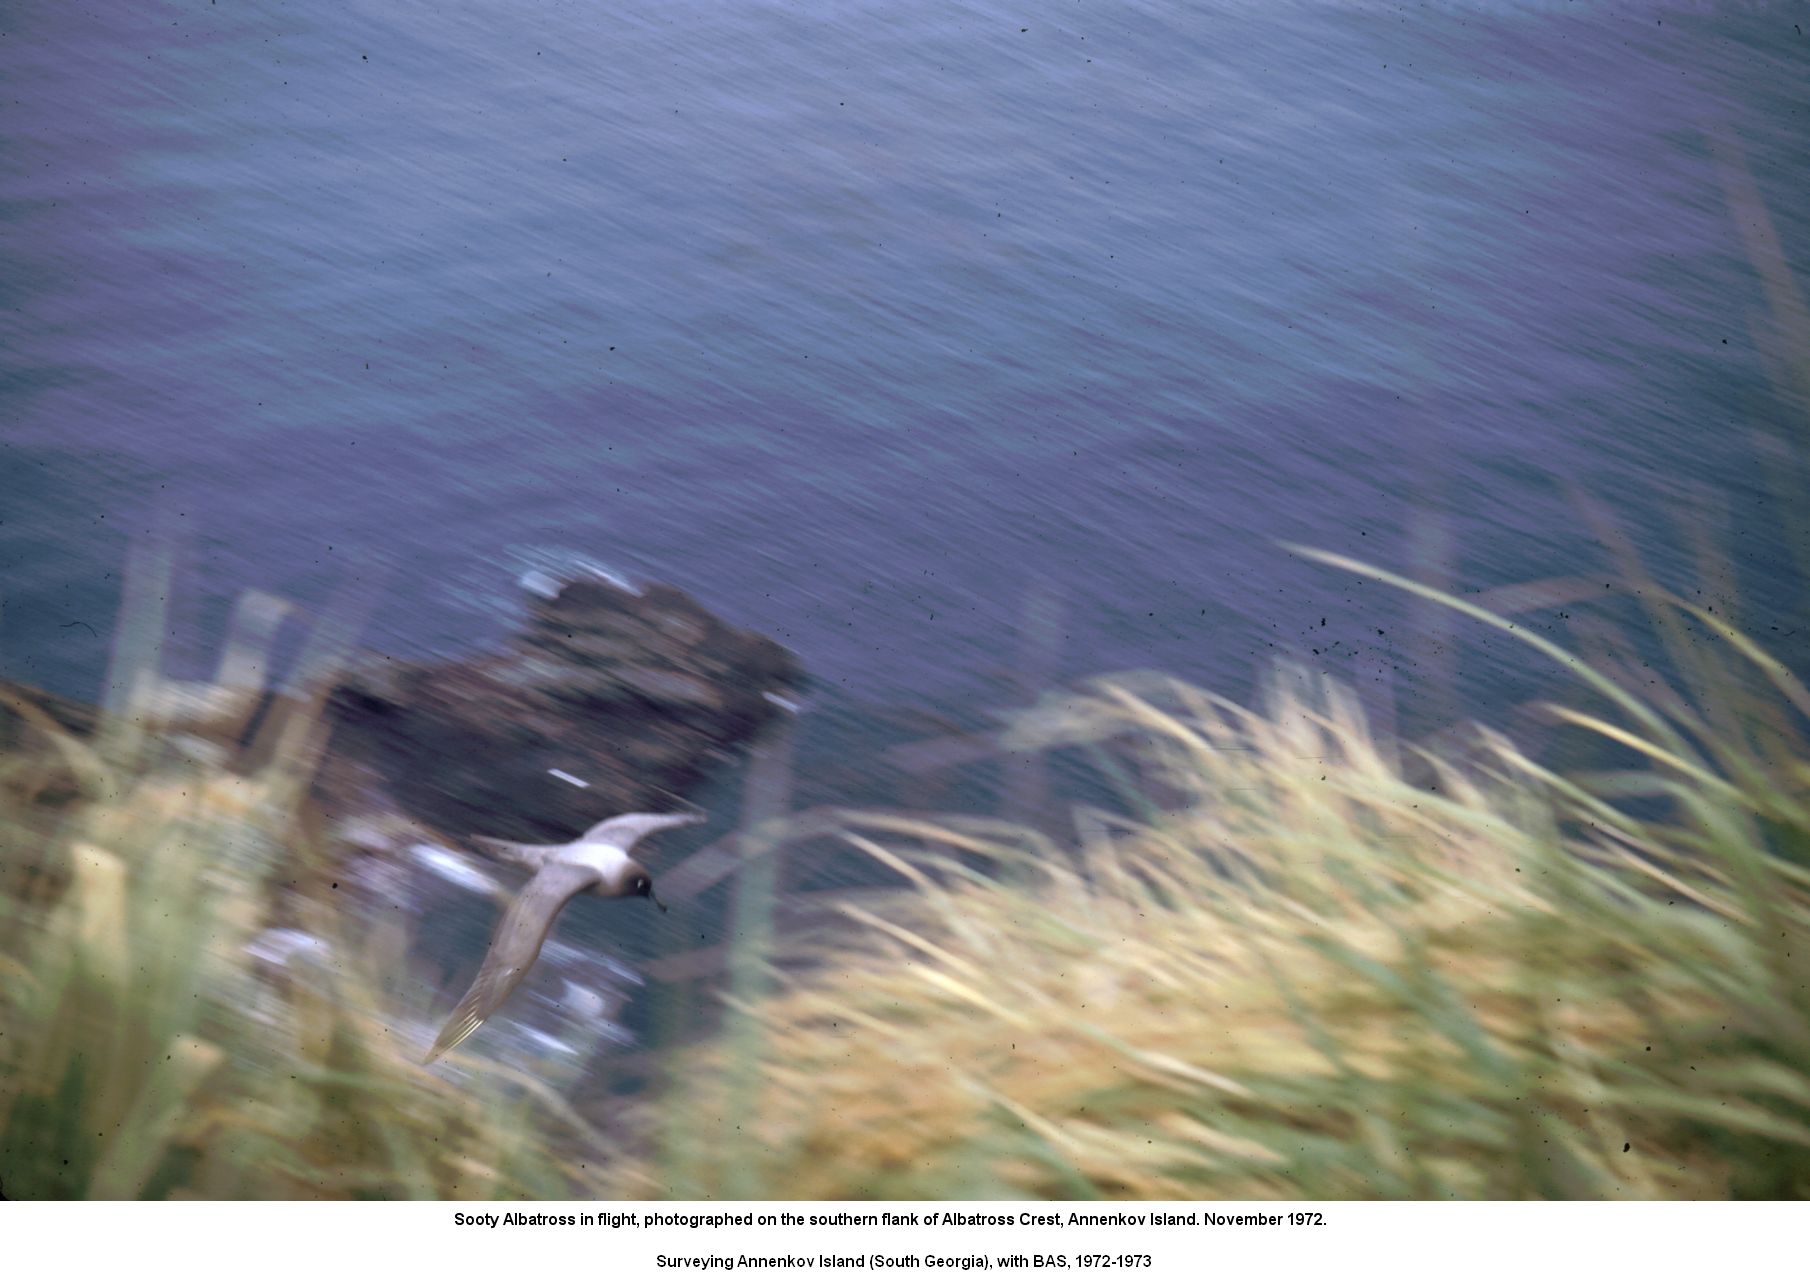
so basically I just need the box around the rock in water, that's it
[318,576,802,846]
[2,574,802,854]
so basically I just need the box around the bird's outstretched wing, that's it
[423,862,597,1063]
[468,834,563,870]
[470,813,704,866]
[576,811,707,856]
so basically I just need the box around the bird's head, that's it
[617,865,667,912]
[591,809,701,909]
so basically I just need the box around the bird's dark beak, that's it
[650,889,668,913]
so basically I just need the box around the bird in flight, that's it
[423,811,701,1063]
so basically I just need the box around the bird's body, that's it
[423,811,700,1063]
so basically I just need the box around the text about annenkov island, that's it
[451,1210,1323,1230]
[452,1202,1332,1267]
[449,1205,1326,1268]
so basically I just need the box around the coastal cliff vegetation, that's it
[634,547,1810,1200]
[3,532,1806,1200]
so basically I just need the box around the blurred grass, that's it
[7,541,1805,1202]
[11,402,1810,1202]
[6,547,1806,1202]
[620,151,1810,1202]
[0,557,610,1200]
[617,551,1810,1200]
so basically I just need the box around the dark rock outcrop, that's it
[3,574,803,851]
[317,577,802,844]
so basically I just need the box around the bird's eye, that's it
[635,876,651,894]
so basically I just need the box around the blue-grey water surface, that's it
[4,1,1806,734]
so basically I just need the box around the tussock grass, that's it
[0,572,607,1199]
[625,563,1810,1200]
[8,537,1807,1200]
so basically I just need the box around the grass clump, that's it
[0,578,608,1199]
[627,561,1810,1201]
